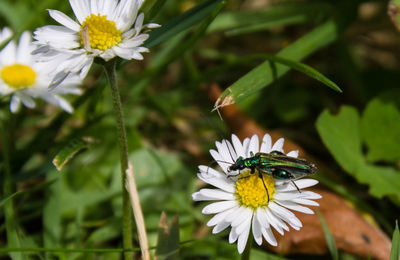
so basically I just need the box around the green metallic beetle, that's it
[227,151,317,202]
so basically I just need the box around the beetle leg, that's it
[291,180,301,193]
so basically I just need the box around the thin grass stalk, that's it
[103,59,133,260]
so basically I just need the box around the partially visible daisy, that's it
[0,27,12,46]
[192,134,321,254]
[0,31,82,113]
[33,0,160,83]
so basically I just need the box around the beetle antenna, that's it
[201,113,236,163]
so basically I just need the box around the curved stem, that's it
[103,60,133,260]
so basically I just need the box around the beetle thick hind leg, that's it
[259,173,270,202]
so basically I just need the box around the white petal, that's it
[275,179,319,192]
[198,174,235,193]
[202,200,237,214]
[209,149,230,173]
[247,134,260,156]
[19,93,36,108]
[225,206,246,223]
[260,134,272,153]
[276,201,314,214]
[252,214,263,246]
[69,0,90,24]
[48,9,80,31]
[232,208,252,228]
[212,221,230,234]
[261,226,277,246]
[231,134,245,157]
[237,219,251,254]
[265,207,289,234]
[286,150,299,158]
[229,228,239,244]
[292,198,320,206]
[15,31,33,64]
[207,207,236,226]
[198,188,235,201]
[9,95,21,112]
[271,138,285,153]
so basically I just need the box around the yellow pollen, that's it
[1,64,36,89]
[80,14,121,51]
[235,170,275,209]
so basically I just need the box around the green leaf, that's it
[208,2,332,34]
[391,221,400,260]
[217,19,341,105]
[144,0,225,49]
[156,212,180,260]
[316,106,400,200]
[316,106,363,173]
[52,138,91,171]
[361,98,400,163]
[259,54,341,92]
[317,210,338,260]
[0,192,21,208]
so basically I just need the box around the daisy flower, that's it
[192,134,321,254]
[0,31,82,113]
[0,27,12,46]
[33,0,160,82]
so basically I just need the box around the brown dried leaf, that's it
[207,83,391,260]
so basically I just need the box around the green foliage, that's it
[317,210,339,260]
[317,104,400,201]
[391,221,400,260]
[52,138,91,171]
[361,99,400,163]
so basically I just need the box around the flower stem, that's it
[241,233,253,260]
[103,60,133,260]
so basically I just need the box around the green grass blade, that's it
[216,16,347,105]
[52,138,91,171]
[156,213,180,260]
[208,2,332,34]
[0,192,21,208]
[391,220,400,260]
[317,210,339,260]
[144,0,224,48]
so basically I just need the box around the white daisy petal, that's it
[252,214,263,246]
[247,134,260,156]
[48,9,80,31]
[260,134,272,153]
[261,226,277,246]
[202,201,237,214]
[198,188,235,201]
[198,174,235,193]
[232,134,245,158]
[9,95,21,112]
[229,228,239,244]
[237,219,251,254]
[271,138,285,152]
[207,207,236,227]
[276,201,315,214]
[212,221,230,234]
[286,150,299,158]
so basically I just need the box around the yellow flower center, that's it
[235,170,275,209]
[80,14,121,51]
[1,64,36,89]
